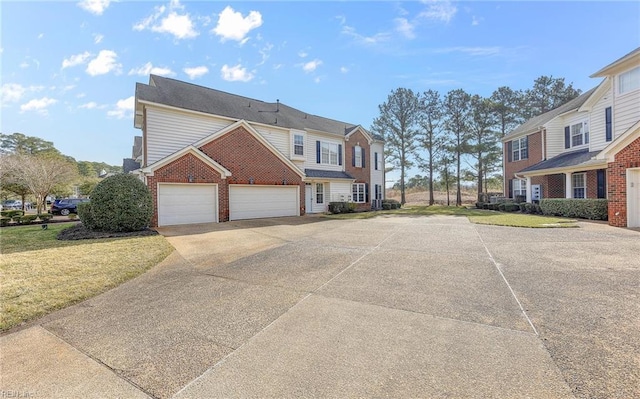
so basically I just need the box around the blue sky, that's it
[2,1,639,169]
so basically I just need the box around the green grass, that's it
[324,205,578,228]
[0,223,174,331]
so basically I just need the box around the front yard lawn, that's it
[0,223,174,331]
[325,205,578,228]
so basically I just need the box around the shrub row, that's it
[539,199,608,220]
[0,213,54,227]
[382,199,401,210]
[328,202,356,214]
[476,201,541,214]
[1,210,24,218]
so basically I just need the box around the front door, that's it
[305,184,312,214]
[627,168,640,228]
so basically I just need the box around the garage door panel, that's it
[229,186,298,220]
[158,184,217,226]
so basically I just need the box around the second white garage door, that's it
[229,185,299,221]
[158,183,218,226]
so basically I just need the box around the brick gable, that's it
[608,135,640,227]
[345,130,372,211]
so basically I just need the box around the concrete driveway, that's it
[2,215,638,398]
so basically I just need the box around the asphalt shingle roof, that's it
[505,87,598,139]
[520,149,601,173]
[304,169,355,180]
[137,75,382,140]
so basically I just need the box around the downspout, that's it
[541,127,546,160]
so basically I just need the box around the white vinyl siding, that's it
[146,107,228,165]
[370,142,384,200]
[545,117,565,158]
[613,81,640,138]
[157,183,217,226]
[145,106,292,166]
[588,89,614,152]
[229,185,298,220]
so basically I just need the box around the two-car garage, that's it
[157,183,299,226]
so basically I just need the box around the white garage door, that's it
[158,183,217,226]
[229,185,299,221]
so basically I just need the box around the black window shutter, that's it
[605,107,612,142]
[507,141,512,162]
[362,148,366,168]
[365,183,369,203]
[523,136,529,159]
[352,146,356,167]
[597,169,606,199]
[316,141,321,163]
[374,152,378,170]
[508,179,513,198]
[564,126,570,149]
[338,144,343,165]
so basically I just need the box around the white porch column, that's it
[565,172,572,198]
[526,176,532,203]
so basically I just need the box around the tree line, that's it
[371,75,581,205]
[0,132,122,213]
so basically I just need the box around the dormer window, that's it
[294,134,304,156]
[571,121,589,147]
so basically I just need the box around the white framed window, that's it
[512,137,528,161]
[513,179,526,197]
[572,173,586,199]
[321,142,339,165]
[571,121,589,147]
[352,183,366,203]
[293,134,304,156]
[316,183,324,204]
[354,145,362,167]
[619,66,640,95]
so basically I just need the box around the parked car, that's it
[2,200,22,210]
[50,198,89,216]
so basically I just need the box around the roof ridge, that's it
[150,74,268,105]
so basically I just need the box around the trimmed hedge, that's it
[37,213,53,222]
[328,202,356,214]
[382,199,401,209]
[1,210,24,218]
[80,174,153,232]
[540,198,608,220]
[0,217,10,227]
[19,214,38,224]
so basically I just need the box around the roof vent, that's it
[276,99,279,112]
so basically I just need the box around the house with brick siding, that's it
[131,75,385,226]
[502,47,640,228]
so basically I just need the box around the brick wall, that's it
[345,131,372,211]
[199,126,305,215]
[504,131,543,197]
[608,136,640,227]
[147,152,228,226]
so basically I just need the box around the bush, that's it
[2,210,24,218]
[0,217,10,227]
[475,202,484,209]
[518,203,527,212]
[501,203,520,212]
[81,174,153,232]
[328,202,356,214]
[540,199,608,220]
[382,203,392,210]
[20,215,38,224]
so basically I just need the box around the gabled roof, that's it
[519,149,602,175]
[590,47,640,77]
[304,169,354,180]
[140,146,232,178]
[136,75,381,140]
[504,87,597,140]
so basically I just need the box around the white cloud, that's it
[79,101,98,109]
[94,33,104,44]
[314,76,322,84]
[394,18,416,39]
[212,6,262,42]
[78,0,111,15]
[134,0,198,40]
[471,16,482,26]
[257,43,273,66]
[1,83,26,103]
[20,97,57,115]
[183,66,209,79]
[434,46,502,56]
[340,66,349,73]
[86,50,121,76]
[129,62,176,77]
[302,59,322,73]
[419,0,457,23]
[298,50,308,58]
[107,96,134,119]
[37,33,44,39]
[20,62,30,69]
[341,24,391,46]
[220,64,254,82]
[62,51,92,69]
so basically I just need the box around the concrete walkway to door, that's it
[2,215,638,398]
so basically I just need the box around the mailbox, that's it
[532,184,542,202]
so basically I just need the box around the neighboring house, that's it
[503,47,640,228]
[122,136,142,174]
[132,75,385,227]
